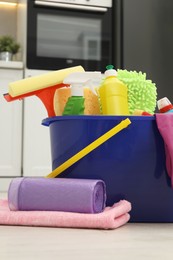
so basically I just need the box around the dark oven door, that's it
[27,0,113,71]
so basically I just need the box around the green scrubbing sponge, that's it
[117,70,157,115]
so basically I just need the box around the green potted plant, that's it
[0,35,20,61]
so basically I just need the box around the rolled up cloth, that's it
[0,199,131,230]
[8,177,106,213]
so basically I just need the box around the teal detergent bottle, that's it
[62,72,102,115]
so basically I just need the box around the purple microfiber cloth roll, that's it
[155,113,173,186]
[8,177,106,213]
[0,199,131,230]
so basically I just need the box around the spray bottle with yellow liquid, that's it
[98,65,129,115]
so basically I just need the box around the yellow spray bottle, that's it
[98,65,129,115]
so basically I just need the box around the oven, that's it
[26,0,113,71]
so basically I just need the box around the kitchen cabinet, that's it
[0,65,52,191]
[0,64,23,190]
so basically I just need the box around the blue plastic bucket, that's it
[42,115,173,222]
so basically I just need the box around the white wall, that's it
[0,4,17,38]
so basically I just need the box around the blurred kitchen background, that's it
[0,0,173,190]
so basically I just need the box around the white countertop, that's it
[0,60,23,69]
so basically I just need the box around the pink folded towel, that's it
[156,113,173,186]
[0,199,131,230]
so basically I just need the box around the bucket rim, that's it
[42,115,155,127]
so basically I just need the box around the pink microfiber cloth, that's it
[0,199,131,230]
[156,113,173,186]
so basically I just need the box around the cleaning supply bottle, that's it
[62,72,102,115]
[98,65,129,115]
[62,84,85,115]
[133,109,152,116]
[157,97,173,113]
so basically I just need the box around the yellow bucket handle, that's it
[46,118,131,178]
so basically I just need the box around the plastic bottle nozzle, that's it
[157,97,171,110]
[105,65,117,77]
[63,72,102,96]
[157,97,173,113]
[106,65,114,70]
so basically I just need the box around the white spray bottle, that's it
[62,72,102,115]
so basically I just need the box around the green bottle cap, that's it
[106,65,114,70]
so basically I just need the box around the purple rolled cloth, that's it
[8,177,106,213]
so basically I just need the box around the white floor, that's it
[1,193,173,260]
